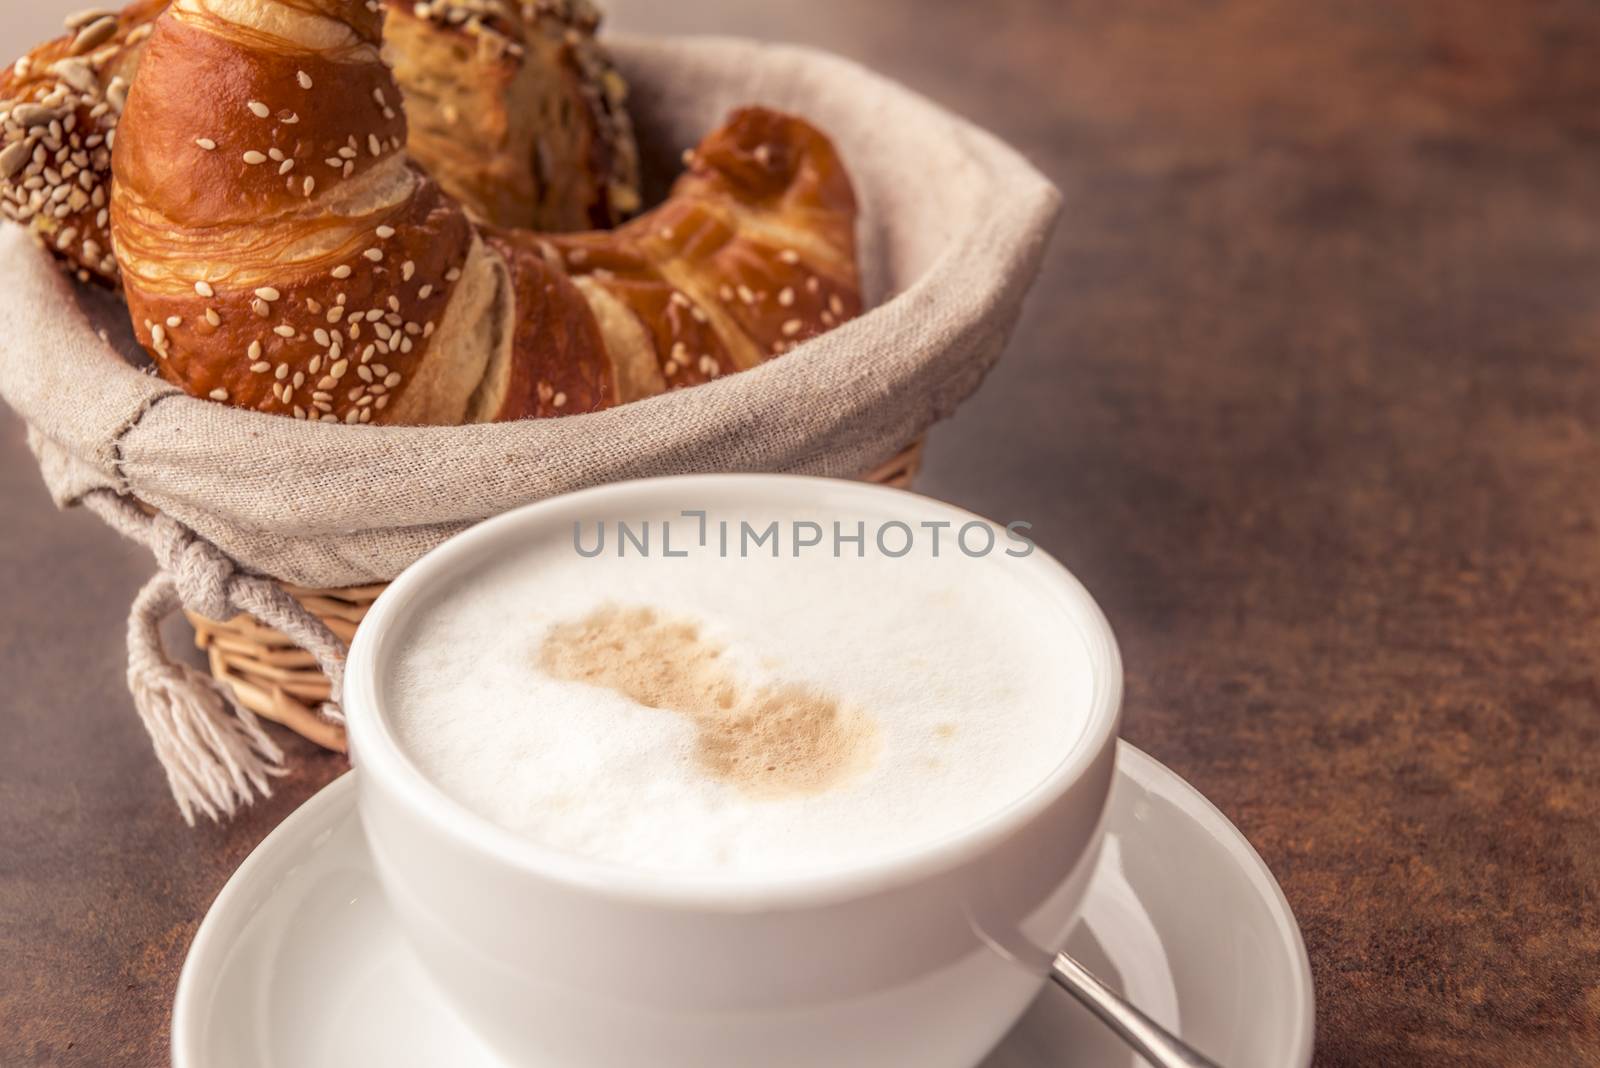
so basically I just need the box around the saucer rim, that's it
[1115,743,1316,1067]
[171,741,1315,1068]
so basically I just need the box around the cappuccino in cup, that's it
[386,500,1093,878]
[348,476,1123,1067]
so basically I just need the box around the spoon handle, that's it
[1049,951,1225,1068]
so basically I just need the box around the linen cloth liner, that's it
[0,35,1061,821]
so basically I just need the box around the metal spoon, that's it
[1050,951,1225,1068]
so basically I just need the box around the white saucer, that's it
[172,743,1313,1068]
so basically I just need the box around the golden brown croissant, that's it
[0,0,639,287]
[109,0,860,425]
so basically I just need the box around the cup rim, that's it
[345,473,1124,911]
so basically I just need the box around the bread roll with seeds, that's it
[109,0,860,425]
[384,0,639,230]
[0,1,167,287]
[0,0,639,287]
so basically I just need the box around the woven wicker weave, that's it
[186,440,927,752]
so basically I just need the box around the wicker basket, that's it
[185,440,927,752]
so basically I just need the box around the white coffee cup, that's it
[344,475,1124,1067]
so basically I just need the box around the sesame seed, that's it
[829,294,846,316]
[255,287,280,302]
[401,260,415,281]
[345,409,360,424]
[275,363,289,380]
[250,361,270,374]
[194,281,215,297]
[205,309,221,327]
[782,319,803,336]
[297,71,313,89]
[418,284,433,299]
[313,328,330,347]
[384,372,401,388]
[779,249,800,264]
[274,325,295,338]
[166,316,182,329]
[368,134,382,157]
[247,101,270,119]
[252,299,270,318]
[268,148,284,162]
[330,359,349,379]
[331,265,352,279]
[553,392,567,408]
[248,341,263,360]
[195,138,217,151]
[376,224,395,239]
[292,372,305,388]
[243,151,267,165]
[363,249,382,262]
[63,8,114,32]
[150,324,166,347]
[209,388,229,401]
[303,177,315,196]
[279,159,295,175]
[778,287,795,307]
[70,15,118,55]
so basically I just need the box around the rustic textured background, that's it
[5,0,1600,1064]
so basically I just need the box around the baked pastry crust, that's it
[0,0,641,287]
[108,1,861,426]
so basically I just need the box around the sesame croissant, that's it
[107,0,861,425]
[0,0,639,288]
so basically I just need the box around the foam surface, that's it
[386,506,1092,878]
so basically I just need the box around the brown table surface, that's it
[6,0,1600,1064]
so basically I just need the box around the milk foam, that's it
[386,506,1091,878]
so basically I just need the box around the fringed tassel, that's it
[125,571,285,826]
